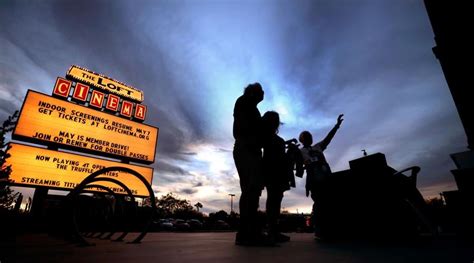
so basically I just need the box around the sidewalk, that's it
[7,232,474,263]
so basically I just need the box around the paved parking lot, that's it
[6,232,474,263]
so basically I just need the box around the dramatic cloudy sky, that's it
[0,0,467,213]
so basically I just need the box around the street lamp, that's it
[228,194,235,214]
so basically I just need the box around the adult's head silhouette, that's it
[244,82,264,105]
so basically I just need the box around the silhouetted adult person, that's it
[233,83,265,246]
[261,111,292,243]
[299,114,344,240]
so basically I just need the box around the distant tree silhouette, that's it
[425,196,448,232]
[0,111,18,210]
[208,210,229,224]
[213,210,229,220]
[426,197,444,208]
[155,193,202,219]
[194,202,203,212]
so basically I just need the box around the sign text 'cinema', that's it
[53,76,147,121]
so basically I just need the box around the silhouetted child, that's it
[299,114,343,239]
[261,111,293,243]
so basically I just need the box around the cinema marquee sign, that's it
[13,91,158,164]
[6,143,153,196]
[8,65,159,195]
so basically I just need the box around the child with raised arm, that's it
[299,114,344,239]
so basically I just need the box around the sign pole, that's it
[30,186,48,218]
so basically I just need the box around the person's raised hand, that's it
[337,114,344,126]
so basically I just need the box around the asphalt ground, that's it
[4,232,474,263]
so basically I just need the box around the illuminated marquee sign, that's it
[9,65,159,197]
[6,143,153,196]
[53,76,147,121]
[13,90,158,164]
[66,65,144,103]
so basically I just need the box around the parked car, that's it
[187,219,203,230]
[158,219,174,231]
[173,219,191,231]
[215,220,230,230]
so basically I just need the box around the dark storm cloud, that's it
[179,188,198,195]
[271,1,437,111]
[154,160,191,177]
[0,97,19,116]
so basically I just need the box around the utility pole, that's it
[228,194,235,214]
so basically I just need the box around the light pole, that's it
[228,194,235,214]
